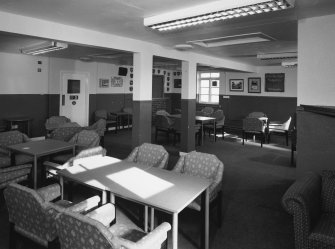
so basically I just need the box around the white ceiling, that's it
[1,0,335,68]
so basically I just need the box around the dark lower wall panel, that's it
[48,94,60,117]
[220,95,297,121]
[0,94,49,137]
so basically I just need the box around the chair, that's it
[51,130,100,164]
[45,116,71,135]
[0,164,32,189]
[94,109,117,133]
[268,117,292,146]
[125,143,169,169]
[204,109,225,140]
[282,170,335,249]
[48,126,84,142]
[171,151,224,227]
[56,203,171,249]
[170,117,202,146]
[242,117,267,147]
[4,182,100,248]
[197,106,214,117]
[247,112,267,118]
[154,110,174,143]
[87,119,107,146]
[0,130,33,168]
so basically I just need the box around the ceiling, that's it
[1,0,335,69]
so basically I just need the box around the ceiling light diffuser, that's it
[257,52,297,60]
[144,0,295,32]
[20,41,68,55]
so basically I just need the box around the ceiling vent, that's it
[257,52,297,60]
[187,32,275,47]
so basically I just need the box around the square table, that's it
[58,156,210,249]
[8,139,75,189]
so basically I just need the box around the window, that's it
[198,72,220,104]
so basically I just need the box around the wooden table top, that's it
[7,139,74,156]
[59,157,210,213]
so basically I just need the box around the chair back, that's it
[122,107,133,114]
[155,113,174,129]
[94,110,108,121]
[0,130,30,154]
[49,127,83,141]
[56,210,115,249]
[282,116,292,131]
[4,183,56,246]
[201,107,214,117]
[88,119,107,137]
[243,117,265,132]
[69,130,100,148]
[213,109,225,124]
[247,112,267,118]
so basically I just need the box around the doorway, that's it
[60,71,89,126]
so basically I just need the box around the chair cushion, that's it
[321,170,335,213]
[309,213,335,247]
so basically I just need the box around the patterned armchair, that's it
[48,126,83,142]
[0,164,32,189]
[94,109,117,133]
[0,130,33,168]
[282,171,335,249]
[4,183,100,248]
[51,130,100,164]
[125,143,169,169]
[197,106,214,117]
[87,119,107,146]
[204,109,225,140]
[242,117,267,147]
[56,203,171,249]
[171,151,224,227]
[45,116,71,135]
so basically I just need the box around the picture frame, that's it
[229,79,244,92]
[99,78,109,88]
[248,77,261,93]
[265,73,285,92]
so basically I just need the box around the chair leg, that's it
[242,131,245,145]
[217,190,222,228]
[285,131,289,146]
[261,133,263,147]
[9,222,16,249]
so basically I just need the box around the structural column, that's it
[132,52,153,147]
[180,60,197,152]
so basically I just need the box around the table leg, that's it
[201,189,209,249]
[150,207,155,231]
[33,156,37,189]
[214,119,216,142]
[201,121,204,145]
[144,206,148,232]
[59,176,64,200]
[172,213,178,249]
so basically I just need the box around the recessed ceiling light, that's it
[188,32,275,47]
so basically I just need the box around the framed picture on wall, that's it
[99,78,109,88]
[265,73,285,92]
[248,78,261,93]
[229,79,244,92]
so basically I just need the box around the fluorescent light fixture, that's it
[144,0,295,31]
[281,60,297,67]
[188,32,275,47]
[20,41,68,55]
[257,52,297,60]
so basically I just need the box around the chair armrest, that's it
[282,172,322,233]
[125,147,139,162]
[67,195,101,213]
[171,155,185,173]
[0,164,31,173]
[85,203,115,227]
[37,183,61,202]
[155,153,169,169]
[117,222,171,249]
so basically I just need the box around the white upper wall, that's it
[225,66,297,97]
[0,52,48,94]
[298,14,335,106]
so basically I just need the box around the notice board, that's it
[265,73,285,92]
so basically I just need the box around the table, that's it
[8,139,75,189]
[5,116,32,136]
[169,114,216,145]
[58,157,210,249]
[111,112,132,130]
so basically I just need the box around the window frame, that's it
[198,72,220,104]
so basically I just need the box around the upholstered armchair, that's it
[50,130,100,164]
[0,130,33,168]
[170,117,202,146]
[268,116,292,146]
[0,164,32,189]
[56,203,171,249]
[49,126,83,142]
[204,109,225,140]
[45,116,71,135]
[171,151,224,227]
[94,109,117,133]
[88,118,107,146]
[242,117,267,147]
[4,183,100,248]
[282,171,335,249]
[197,106,214,117]
[154,110,175,143]
[125,143,169,169]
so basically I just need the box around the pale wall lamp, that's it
[144,0,295,31]
[20,41,68,55]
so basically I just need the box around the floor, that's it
[0,128,296,249]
